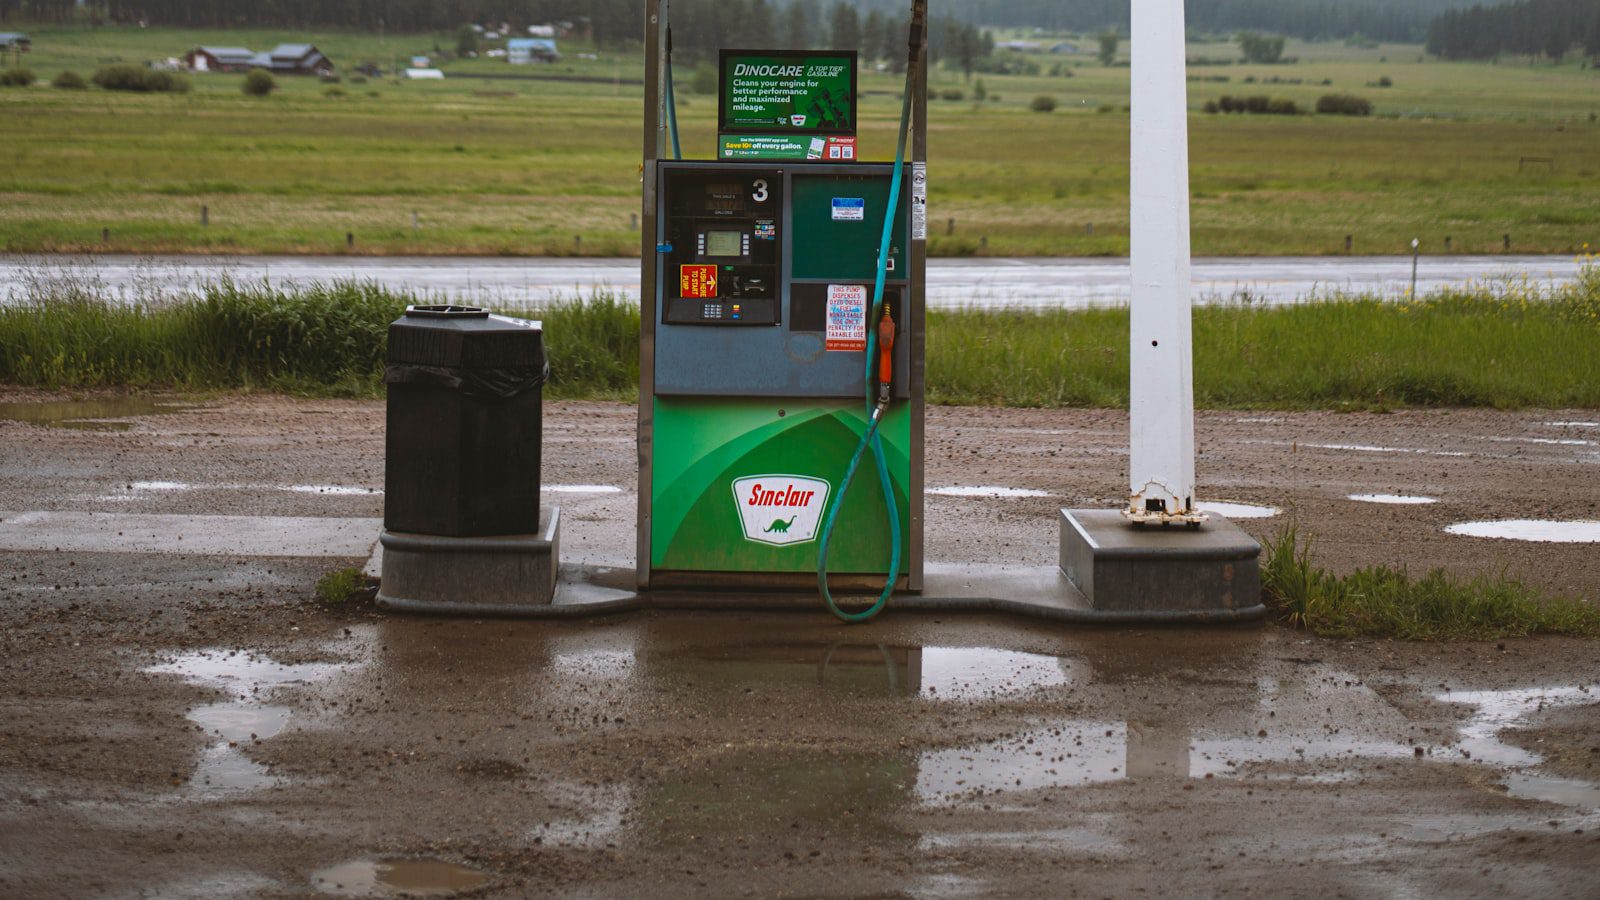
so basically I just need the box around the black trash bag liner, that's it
[383,361,549,399]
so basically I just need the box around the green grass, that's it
[0,26,1596,257]
[1261,521,1600,639]
[928,261,1600,408]
[315,567,371,605]
[2,261,1596,408]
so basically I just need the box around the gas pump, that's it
[638,3,929,620]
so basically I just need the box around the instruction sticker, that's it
[910,162,928,240]
[825,284,867,351]
[680,264,718,299]
[831,197,865,221]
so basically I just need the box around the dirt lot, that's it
[1,391,1597,898]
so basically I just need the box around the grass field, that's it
[2,261,1595,408]
[0,26,1597,257]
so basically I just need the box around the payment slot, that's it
[661,168,782,325]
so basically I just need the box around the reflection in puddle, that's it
[919,647,1078,700]
[1444,519,1600,543]
[1348,493,1439,505]
[145,649,350,794]
[926,486,1052,499]
[310,858,490,897]
[915,669,1597,811]
[0,397,197,430]
[1196,500,1279,518]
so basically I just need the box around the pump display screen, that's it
[704,230,743,258]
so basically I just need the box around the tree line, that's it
[1426,0,1600,61]
[5,0,1487,46]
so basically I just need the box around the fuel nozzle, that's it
[875,307,896,410]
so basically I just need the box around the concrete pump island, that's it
[1,2,1599,898]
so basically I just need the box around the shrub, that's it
[51,69,87,89]
[1243,94,1270,113]
[349,73,368,84]
[1267,98,1299,115]
[1202,100,1219,113]
[1030,94,1057,113]
[242,68,276,96]
[1316,93,1373,116]
[940,88,963,101]
[689,64,716,94]
[324,86,346,98]
[91,64,190,93]
[1377,75,1392,87]
[0,67,36,87]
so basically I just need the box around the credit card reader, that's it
[661,167,782,325]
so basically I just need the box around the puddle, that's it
[1436,686,1594,766]
[1348,493,1439,505]
[1505,774,1600,810]
[310,858,490,897]
[927,486,1052,499]
[1545,421,1598,428]
[1303,443,1468,458]
[543,484,623,494]
[1485,436,1595,447]
[145,649,350,794]
[288,485,381,495]
[1196,500,1279,518]
[1444,519,1600,543]
[916,669,1598,810]
[0,397,196,430]
[920,647,1080,700]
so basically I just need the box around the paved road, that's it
[1,254,1584,309]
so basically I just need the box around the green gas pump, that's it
[638,2,928,620]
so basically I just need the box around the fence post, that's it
[201,205,209,227]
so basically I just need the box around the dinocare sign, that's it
[718,49,856,161]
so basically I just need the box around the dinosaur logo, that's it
[732,475,830,546]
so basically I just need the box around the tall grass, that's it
[1261,521,1600,639]
[1,263,1596,408]
[0,274,638,398]
[929,263,1600,409]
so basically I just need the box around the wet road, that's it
[2,253,1584,309]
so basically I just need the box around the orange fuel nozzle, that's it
[876,309,896,405]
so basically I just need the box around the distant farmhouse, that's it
[185,43,334,76]
[506,38,559,64]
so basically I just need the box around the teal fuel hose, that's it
[663,40,682,159]
[817,26,918,624]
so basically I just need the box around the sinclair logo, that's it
[731,475,831,546]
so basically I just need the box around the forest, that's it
[2,0,1492,45]
[1426,0,1600,61]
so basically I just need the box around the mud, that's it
[1,390,1599,897]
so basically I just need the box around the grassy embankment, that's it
[1,261,1595,407]
[1262,522,1600,639]
[1,27,1597,256]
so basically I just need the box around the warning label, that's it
[680,264,718,299]
[825,284,867,351]
[831,197,865,221]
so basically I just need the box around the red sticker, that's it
[680,264,718,299]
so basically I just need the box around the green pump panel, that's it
[640,160,924,591]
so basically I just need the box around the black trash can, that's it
[384,305,547,537]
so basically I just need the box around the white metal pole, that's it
[1126,0,1198,522]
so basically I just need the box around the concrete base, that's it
[377,507,560,614]
[1059,509,1260,613]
